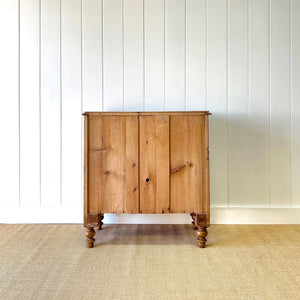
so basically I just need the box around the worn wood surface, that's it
[84,115,89,225]
[124,116,139,213]
[139,115,169,213]
[170,115,205,213]
[88,115,102,214]
[83,111,211,116]
[85,112,209,217]
[88,115,138,214]
[204,115,210,225]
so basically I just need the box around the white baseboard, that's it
[0,207,299,224]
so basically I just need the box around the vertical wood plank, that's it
[88,116,102,213]
[139,116,156,213]
[20,0,40,206]
[291,0,300,207]
[124,0,143,111]
[170,116,204,213]
[103,0,123,111]
[204,115,210,224]
[124,116,139,213]
[0,0,19,207]
[41,0,61,206]
[270,0,291,207]
[84,116,89,222]
[228,0,249,206]
[248,0,270,206]
[165,0,185,110]
[207,0,228,206]
[186,0,206,110]
[144,0,164,111]
[155,115,170,213]
[61,0,82,207]
[101,116,125,213]
[82,0,102,112]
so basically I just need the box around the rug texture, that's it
[0,224,299,299]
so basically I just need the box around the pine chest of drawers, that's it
[83,111,211,248]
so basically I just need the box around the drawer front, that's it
[170,115,206,213]
[88,115,138,214]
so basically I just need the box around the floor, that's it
[0,224,299,299]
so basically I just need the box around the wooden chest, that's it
[83,111,211,248]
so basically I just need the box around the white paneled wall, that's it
[0,0,300,224]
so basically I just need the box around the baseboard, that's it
[0,207,299,224]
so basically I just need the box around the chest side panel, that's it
[170,115,205,213]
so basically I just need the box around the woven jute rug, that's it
[0,224,299,299]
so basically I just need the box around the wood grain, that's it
[88,116,139,214]
[170,115,205,213]
[155,115,170,213]
[84,115,89,224]
[101,116,125,213]
[88,116,102,214]
[84,111,210,247]
[86,112,209,215]
[139,116,157,213]
[204,115,210,225]
[124,116,139,213]
[139,115,170,213]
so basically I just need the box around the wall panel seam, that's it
[39,0,42,207]
[18,0,21,208]
[164,0,166,111]
[122,0,125,112]
[205,0,208,110]
[290,0,293,207]
[269,0,272,207]
[60,0,62,207]
[102,0,104,111]
[226,0,229,207]
[185,0,187,111]
[143,0,145,111]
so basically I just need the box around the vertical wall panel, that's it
[165,0,185,110]
[103,0,123,111]
[20,0,40,206]
[186,0,206,110]
[41,0,61,206]
[61,0,82,207]
[124,0,143,111]
[292,0,300,207]
[82,0,102,112]
[270,0,291,207]
[228,0,249,206]
[0,0,19,207]
[248,0,270,207]
[207,0,228,206]
[144,0,164,111]
[2,0,300,217]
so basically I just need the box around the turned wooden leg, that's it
[85,226,96,248]
[190,213,198,230]
[96,214,104,230]
[197,227,208,248]
[194,213,209,248]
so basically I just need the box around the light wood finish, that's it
[83,111,210,247]
[139,115,169,213]
[170,115,205,213]
[88,116,139,215]
[82,111,211,116]
[84,115,89,224]
[124,116,139,213]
